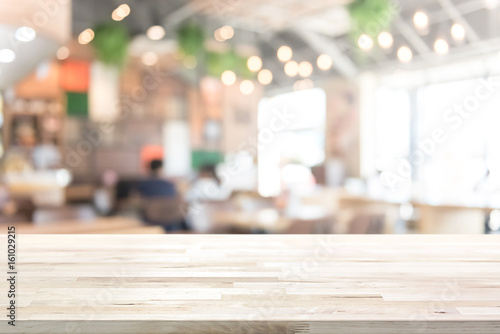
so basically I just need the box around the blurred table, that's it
[210,204,333,233]
[11,216,150,234]
[336,190,491,234]
[1,234,499,333]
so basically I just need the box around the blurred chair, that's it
[285,217,336,234]
[347,213,385,234]
[141,196,187,232]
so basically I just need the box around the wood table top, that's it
[1,234,499,333]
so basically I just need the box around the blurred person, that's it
[93,170,119,216]
[184,164,232,232]
[137,159,176,198]
[137,159,187,231]
[32,137,61,170]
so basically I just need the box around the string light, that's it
[221,70,236,86]
[147,25,165,40]
[357,34,374,51]
[434,38,449,55]
[317,54,332,71]
[257,69,273,85]
[277,46,292,62]
[397,46,413,63]
[451,23,465,42]
[247,56,262,72]
[284,60,299,77]
[78,28,94,45]
[56,46,70,60]
[378,31,393,49]
[240,80,254,95]
[413,11,429,30]
[298,61,313,77]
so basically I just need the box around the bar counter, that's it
[1,234,500,333]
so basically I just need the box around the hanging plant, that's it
[348,0,396,40]
[92,23,129,68]
[236,54,255,80]
[177,21,205,57]
[206,51,237,77]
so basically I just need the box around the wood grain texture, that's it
[1,235,500,333]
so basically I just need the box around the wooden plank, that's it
[0,235,499,333]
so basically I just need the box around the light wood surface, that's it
[1,235,499,333]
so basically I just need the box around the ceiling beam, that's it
[162,1,212,28]
[393,16,433,60]
[437,0,480,43]
[290,28,358,79]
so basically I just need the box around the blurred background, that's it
[2,0,500,234]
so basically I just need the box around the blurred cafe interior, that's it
[2,0,500,235]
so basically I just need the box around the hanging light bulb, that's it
[434,38,449,55]
[317,54,332,71]
[357,34,374,51]
[147,25,165,40]
[277,46,292,62]
[240,80,254,95]
[377,31,393,49]
[298,61,313,77]
[413,11,429,30]
[257,69,273,85]
[451,23,465,42]
[221,70,236,86]
[247,56,262,72]
[284,60,299,77]
[397,46,413,63]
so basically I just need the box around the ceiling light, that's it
[284,60,299,77]
[147,25,165,41]
[116,4,130,17]
[214,29,224,42]
[378,31,393,49]
[247,56,262,72]
[298,61,313,77]
[257,69,273,85]
[112,4,130,21]
[357,34,373,51]
[15,26,36,42]
[0,49,15,63]
[219,25,234,40]
[221,70,236,86]
[413,11,429,30]
[451,23,465,41]
[112,11,124,21]
[141,51,159,66]
[78,28,94,45]
[434,38,449,55]
[317,54,332,71]
[240,80,254,95]
[277,46,292,62]
[397,46,413,63]
[56,46,69,60]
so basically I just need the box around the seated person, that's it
[136,159,187,231]
[184,164,232,233]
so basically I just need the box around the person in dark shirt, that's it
[137,159,177,198]
[137,159,187,231]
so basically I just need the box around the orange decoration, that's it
[59,60,90,92]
